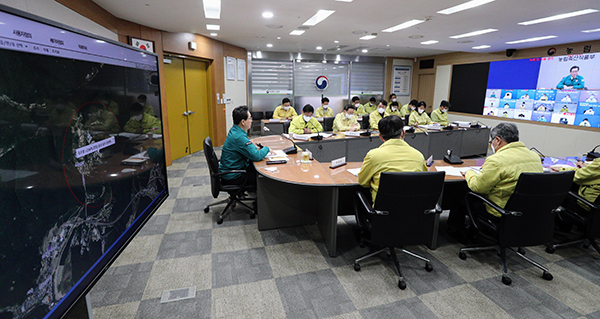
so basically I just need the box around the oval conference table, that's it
[252,133,486,257]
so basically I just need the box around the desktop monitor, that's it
[0,5,168,319]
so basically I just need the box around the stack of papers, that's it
[344,131,362,137]
[347,168,361,177]
[434,166,481,177]
[419,124,442,130]
[267,150,289,161]
[292,133,333,140]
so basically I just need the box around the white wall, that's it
[449,113,600,158]
[433,64,452,108]
[391,59,414,106]
[223,57,248,130]
[0,0,117,41]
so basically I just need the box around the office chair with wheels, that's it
[202,137,256,224]
[546,191,600,255]
[459,171,575,285]
[354,171,445,290]
[361,114,370,129]
[322,116,335,131]
[249,111,264,135]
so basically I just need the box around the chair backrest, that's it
[250,111,264,121]
[361,114,370,129]
[369,171,445,247]
[322,116,335,131]
[265,111,274,119]
[203,137,221,198]
[283,121,290,133]
[500,171,575,247]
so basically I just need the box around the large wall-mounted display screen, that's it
[483,53,600,127]
[0,6,168,319]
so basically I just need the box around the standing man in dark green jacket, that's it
[219,105,270,186]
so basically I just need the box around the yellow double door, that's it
[164,56,211,160]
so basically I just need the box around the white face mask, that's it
[378,107,385,114]
[345,112,353,120]
[410,106,416,111]
[283,106,290,111]
[322,104,328,109]
[132,114,143,121]
[370,102,374,106]
[392,98,397,102]
[491,142,496,153]
[303,115,312,122]
[391,107,398,112]
[418,108,425,114]
[440,108,447,113]
[355,103,361,107]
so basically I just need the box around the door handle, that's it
[183,111,189,116]
[188,110,195,115]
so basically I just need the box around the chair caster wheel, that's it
[204,206,210,213]
[398,280,406,290]
[459,252,467,260]
[502,276,512,286]
[517,247,525,255]
[545,246,555,254]
[425,262,433,272]
[217,218,223,225]
[354,263,361,272]
[249,214,256,219]
[582,240,590,249]
[542,271,553,281]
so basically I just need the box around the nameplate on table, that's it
[268,119,280,123]
[330,157,346,169]
[344,131,361,137]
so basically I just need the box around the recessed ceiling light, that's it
[303,10,335,26]
[334,40,339,43]
[450,28,497,39]
[472,45,491,49]
[519,9,598,26]
[210,33,217,36]
[203,0,221,19]
[359,35,377,40]
[267,43,273,47]
[362,49,368,53]
[335,0,353,2]
[437,0,495,15]
[96,40,106,43]
[262,11,273,18]
[382,19,425,33]
[386,44,390,47]
[505,35,557,44]
[421,40,439,45]
[277,36,281,39]
[206,24,220,30]
[316,46,323,50]
[290,30,305,35]
[582,28,600,33]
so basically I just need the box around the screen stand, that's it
[64,294,94,319]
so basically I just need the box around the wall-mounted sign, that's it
[315,75,329,90]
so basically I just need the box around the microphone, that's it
[307,119,323,141]
[529,147,546,162]
[586,144,600,160]
[280,133,299,154]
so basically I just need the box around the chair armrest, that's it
[567,191,600,210]
[424,203,443,214]
[213,170,247,177]
[466,192,522,217]
[356,192,388,215]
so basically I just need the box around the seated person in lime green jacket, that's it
[358,115,427,203]
[289,104,323,134]
[464,123,544,217]
[552,157,600,208]
[273,97,298,120]
[369,100,387,131]
[384,101,402,117]
[400,99,418,117]
[124,102,162,134]
[430,100,450,126]
[357,97,377,116]
[137,94,156,117]
[315,97,334,118]
[333,104,359,132]
[408,101,433,126]
[350,96,362,115]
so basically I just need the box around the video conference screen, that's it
[0,6,168,319]
[483,53,600,128]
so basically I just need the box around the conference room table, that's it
[252,133,486,257]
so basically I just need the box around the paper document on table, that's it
[292,133,333,140]
[347,168,361,177]
[267,150,289,161]
[434,166,463,177]
[419,124,442,130]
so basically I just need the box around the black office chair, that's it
[322,116,335,131]
[265,111,274,119]
[282,120,290,134]
[546,191,600,255]
[202,137,256,224]
[361,114,370,129]
[459,171,575,285]
[250,111,264,135]
[354,171,445,290]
